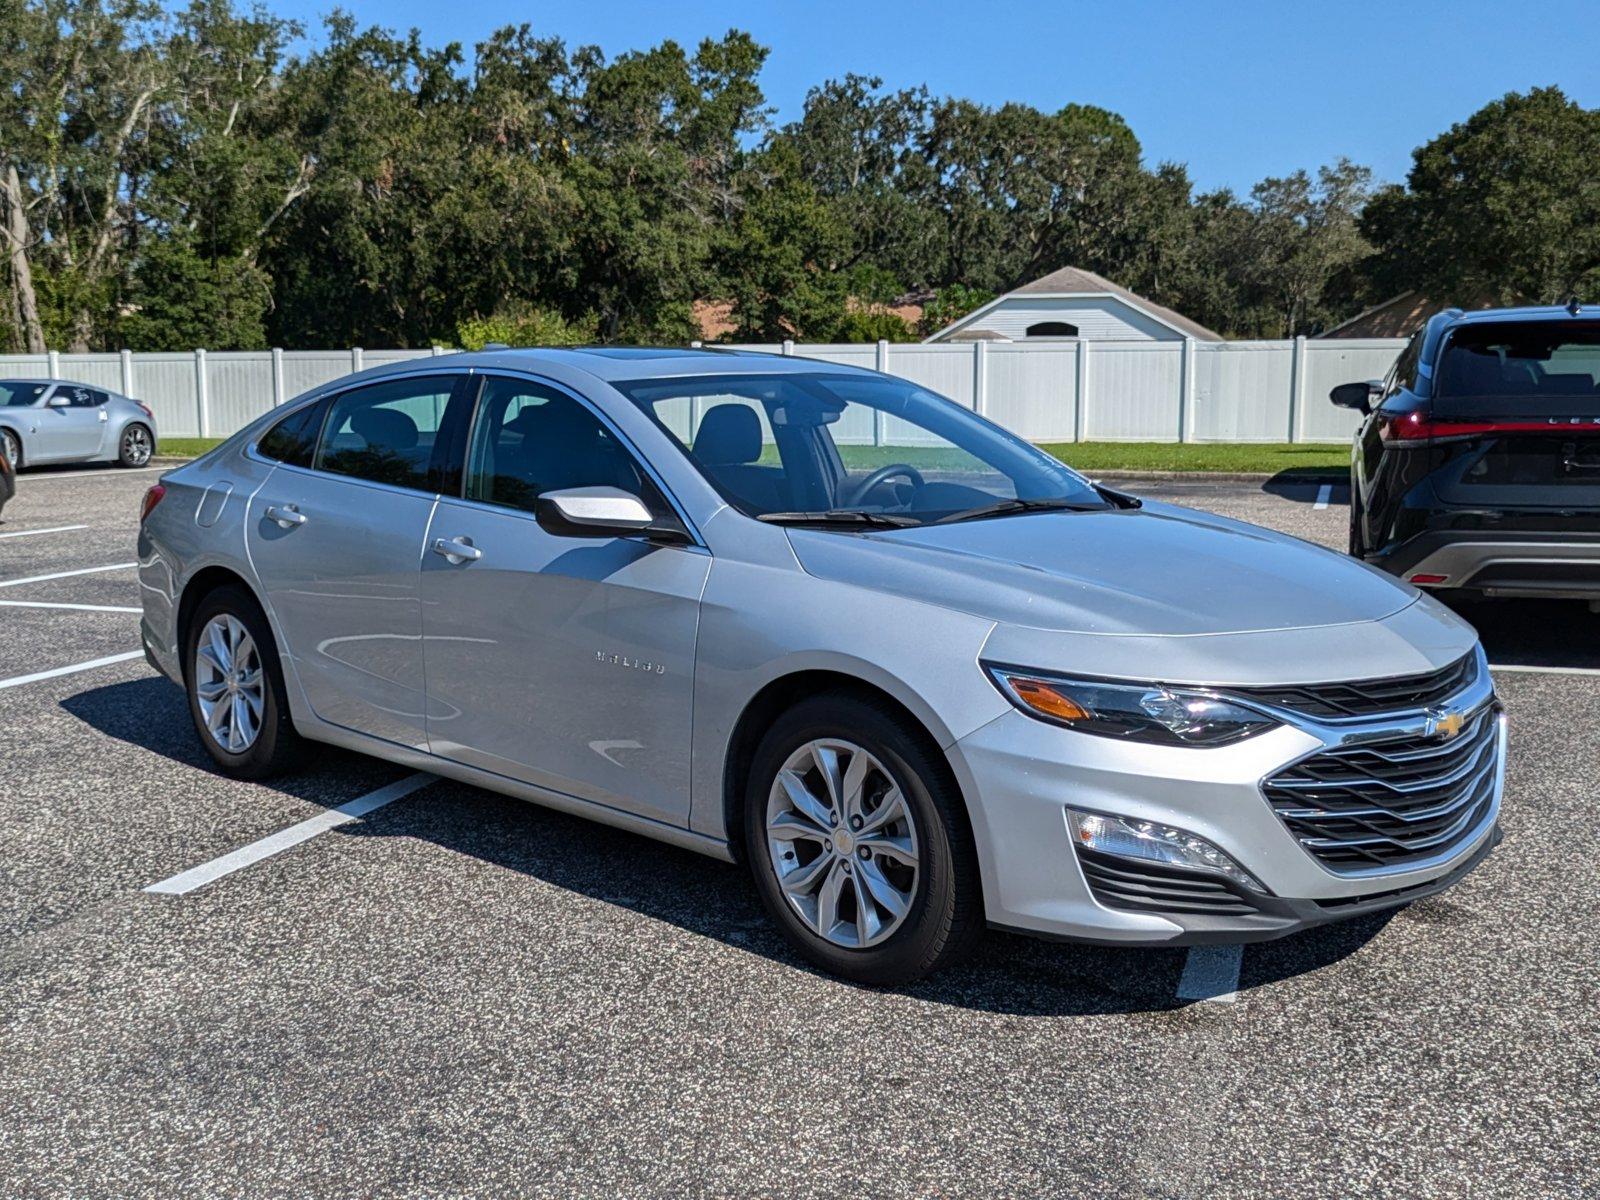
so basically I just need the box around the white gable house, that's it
[925,266,1222,344]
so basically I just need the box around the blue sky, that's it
[268,0,1600,194]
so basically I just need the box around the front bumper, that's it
[950,668,1503,945]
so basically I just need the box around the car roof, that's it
[1446,305,1600,326]
[360,346,878,386]
[0,377,118,389]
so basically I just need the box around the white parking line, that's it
[0,599,142,613]
[1313,484,1333,510]
[1177,944,1243,1004]
[1490,662,1600,678]
[0,524,89,540]
[144,772,437,896]
[0,649,144,691]
[0,561,137,588]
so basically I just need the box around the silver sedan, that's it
[136,348,1502,984]
[0,378,157,469]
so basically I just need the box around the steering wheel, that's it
[839,462,925,507]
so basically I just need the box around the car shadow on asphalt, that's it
[65,675,1394,1017]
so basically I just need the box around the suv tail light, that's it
[140,483,166,522]
[1383,410,1600,446]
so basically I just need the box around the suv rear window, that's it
[1436,322,1600,416]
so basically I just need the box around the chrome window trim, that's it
[247,366,707,549]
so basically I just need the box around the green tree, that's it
[1362,87,1600,305]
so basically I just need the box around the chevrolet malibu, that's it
[137,348,1504,984]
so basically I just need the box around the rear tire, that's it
[1,429,20,470]
[744,693,983,986]
[118,423,153,467]
[184,584,305,780]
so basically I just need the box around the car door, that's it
[419,374,709,825]
[247,372,472,750]
[32,385,108,461]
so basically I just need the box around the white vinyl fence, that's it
[0,337,1404,444]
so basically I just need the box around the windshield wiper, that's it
[932,497,1103,525]
[757,509,922,528]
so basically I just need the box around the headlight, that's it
[986,666,1278,747]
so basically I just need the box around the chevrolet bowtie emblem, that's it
[1427,709,1465,740]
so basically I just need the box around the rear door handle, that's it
[265,504,307,528]
[432,536,482,564]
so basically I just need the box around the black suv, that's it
[1333,304,1600,602]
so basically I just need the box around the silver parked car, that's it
[0,378,157,469]
[137,349,1504,983]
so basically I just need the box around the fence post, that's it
[271,347,285,406]
[194,349,210,438]
[47,349,60,379]
[431,345,444,357]
[120,349,135,398]
[351,346,364,375]
[1074,340,1091,442]
[873,340,890,445]
[973,340,989,416]
[1178,337,1195,443]
[781,339,794,357]
[1288,335,1307,443]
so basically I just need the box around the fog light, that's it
[1067,808,1266,893]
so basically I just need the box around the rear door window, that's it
[315,375,466,492]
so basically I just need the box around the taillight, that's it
[140,483,166,522]
[137,401,154,420]
[1382,410,1600,446]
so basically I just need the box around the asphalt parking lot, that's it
[1,466,1596,1199]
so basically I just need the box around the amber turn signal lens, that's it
[1008,677,1092,723]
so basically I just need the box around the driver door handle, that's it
[433,536,482,564]
[265,504,307,528]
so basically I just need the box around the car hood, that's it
[785,500,1418,638]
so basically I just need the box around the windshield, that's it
[0,382,48,407]
[614,371,1107,524]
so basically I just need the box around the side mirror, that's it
[1329,380,1380,414]
[46,393,70,408]
[534,486,689,544]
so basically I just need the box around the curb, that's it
[1089,470,1347,485]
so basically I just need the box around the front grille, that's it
[1263,704,1500,873]
[1229,654,1476,721]
[1075,846,1261,916]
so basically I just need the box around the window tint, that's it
[257,398,329,468]
[56,385,109,407]
[0,382,48,407]
[316,376,461,491]
[465,376,656,515]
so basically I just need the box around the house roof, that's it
[1319,290,1523,339]
[926,265,1223,342]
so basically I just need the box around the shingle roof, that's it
[1008,266,1223,340]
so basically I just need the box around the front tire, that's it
[744,693,983,985]
[184,585,304,779]
[118,423,153,467]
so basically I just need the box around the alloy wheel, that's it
[1,431,17,468]
[764,738,921,949]
[194,614,265,753]
[123,425,152,466]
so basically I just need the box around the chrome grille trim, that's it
[1254,646,1505,878]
